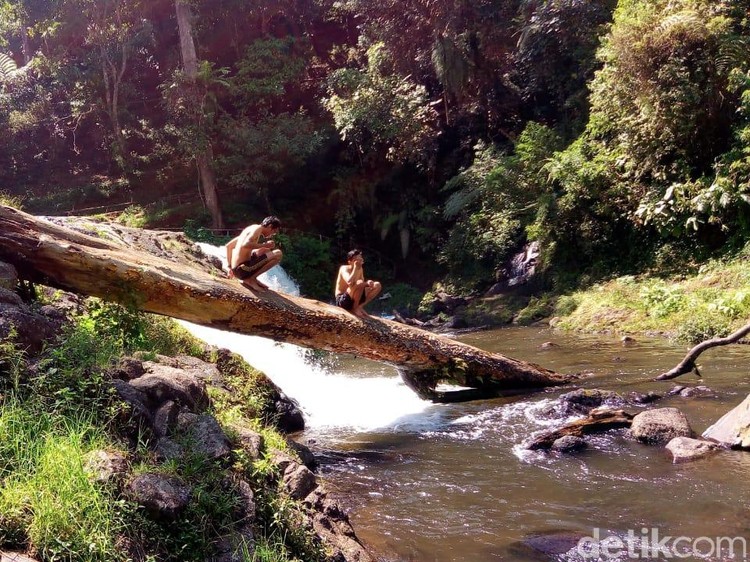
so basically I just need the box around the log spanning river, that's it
[183,254,750,561]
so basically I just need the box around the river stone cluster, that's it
[526,386,728,464]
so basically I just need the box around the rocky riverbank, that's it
[0,259,374,562]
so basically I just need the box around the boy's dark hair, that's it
[346,249,362,262]
[261,216,282,229]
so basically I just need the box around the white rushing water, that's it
[178,243,433,433]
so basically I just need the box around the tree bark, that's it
[656,321,750,381]
[175,0,224,229]
[21,26,32,65]
[0,206,575,401]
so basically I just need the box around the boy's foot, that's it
[241,280,264,292]
[354,308,370,319]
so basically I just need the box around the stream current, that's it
[184,251,750,561]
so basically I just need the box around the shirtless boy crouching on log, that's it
[226,216,283,291]
[335,249,381,318]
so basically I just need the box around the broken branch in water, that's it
[656,321,750,381]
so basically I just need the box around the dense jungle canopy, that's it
[1,0,750,300]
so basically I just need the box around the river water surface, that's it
[185,254,750,561]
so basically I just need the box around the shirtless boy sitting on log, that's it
[226,216,282,291]
[335,249,381,318]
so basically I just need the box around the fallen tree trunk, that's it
[656,321,750,381]
[0,205,576,401]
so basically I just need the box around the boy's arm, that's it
[225,237,239,269]
[339,262,361,286]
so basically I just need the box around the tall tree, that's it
[84,0,148,168]
[174,0,223,228]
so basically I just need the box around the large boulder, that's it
[146,355,224,387]
[631,408,694,444]
[180,414,232,462]
[282,463,317,501]
[0,292,62,353]
[703,394,750,448]
[129,366,208,410]
[109,357,146,381]
[275,393,305,434]
[233,427,264,461]
[110,379,153,432]
[551,435,587,453]
[304,488,375,562]
[558,388,624,416]
[665,437,719,463]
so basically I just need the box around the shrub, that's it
[274,232,335,301]
[639,283,687,318]
[554,295,580,317]
[515,295,555,325]
[370,282,423,316]
[674,314,733,344]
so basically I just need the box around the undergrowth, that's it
[554,258,750,343]
[0,295,315,562]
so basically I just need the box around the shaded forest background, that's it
[2,0,750,304]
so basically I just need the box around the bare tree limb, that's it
[656,321,750,381]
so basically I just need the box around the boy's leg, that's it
[248,250,283,289]
[360,281,382,308]
[348,280,367,317]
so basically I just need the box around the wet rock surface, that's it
[703,393,750,449]
[631,408,694,444]
[665,436,719,463]
[551,435,588,453]
[558,388,625,416]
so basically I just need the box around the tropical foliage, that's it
[0,0,749,294]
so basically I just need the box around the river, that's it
[183,255,750,561]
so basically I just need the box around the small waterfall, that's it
[506,241,540,287]
[179,243,433,434]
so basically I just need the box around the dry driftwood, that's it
[524,408,634,450]
[656,321,750,381]
[0,205,577,401]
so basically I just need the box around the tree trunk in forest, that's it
[100,43,128,165]
[175,0,224,229]
[0,206,576,402]
[21,27,32,65]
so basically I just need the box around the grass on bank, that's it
[554,257,750,343]
[0,404,120,561]
[0,295,321,562]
